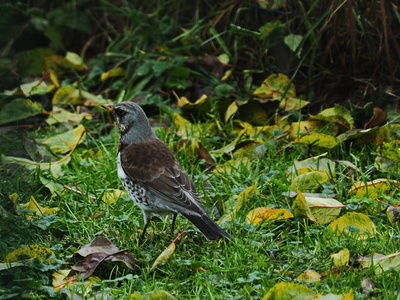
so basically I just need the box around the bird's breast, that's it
[117,152,128,179]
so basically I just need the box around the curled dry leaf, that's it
[70,236,135,279]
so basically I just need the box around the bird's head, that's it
[102,101,156,144]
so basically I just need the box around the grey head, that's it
[103,101,157,145]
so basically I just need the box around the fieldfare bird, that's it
[102,101,230,241]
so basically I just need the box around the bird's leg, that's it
[140,213,151,241]
[170,213,177,235]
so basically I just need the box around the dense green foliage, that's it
[0,0,399,299]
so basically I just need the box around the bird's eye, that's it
[115,108,127,117]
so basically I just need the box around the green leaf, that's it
[310,104,354,128]
[262,282,316,300]
[0,98,44,125]
[36,125,85,154]
[284,34,303,56]
[299,132,339,149]
[328,212,377,240]
[290,171,330,192]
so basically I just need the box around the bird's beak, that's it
[102,104,114,111]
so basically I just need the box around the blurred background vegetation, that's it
[1,0,399,118]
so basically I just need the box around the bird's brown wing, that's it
[120,139,204,211]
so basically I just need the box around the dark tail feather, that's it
[183,213,231,241]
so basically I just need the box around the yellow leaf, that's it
[5,244,56,263]
[101,67,125,81]
[52,269,71,291]
[213,157,252,177]
[279,97,309,111]
[253,73,296,99]
[287,157,335,179]
[292,191,316,222]
[151,241,176,270]
[358,252,400,274]
[310,104,354,128]
[305,196,344,224]
[176,94,207,107]
[296,269,322,283]
[299,132,339,149]
[348,178,399,198]
[49,69,60,87]
[331,249,350,267]
[101,189,126,204]
[328,212,377,240]
[225,101,238,123]
[290,120,326,139]
[262,282,317,300]
[246,207,293,225]
[36,125,85,154]
[18,196,59,219]
[290,171,330,192]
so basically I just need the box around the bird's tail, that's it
[183,213,231,241]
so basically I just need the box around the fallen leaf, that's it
[225,101,238,123]
[262,282,317,300]
[358,252,400,274]
[18,196,59,219]
[151,232,185,270]
[328,212,377,239]
[296,270,322,283]
[299,132,339,149]
[290,171,330,192]
[331,249,350,267]
[348,178,399,198]
[101,67,125,81]
[5,244,56,263]
[36,125,86,154]
[310,104,354,129]
[364,107,387,129]
[70,236,135,279]
[386,203,400,225]
[246,207,293,225]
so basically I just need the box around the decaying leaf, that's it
[225,101,238,123]
[0,98,45,125]
[151,232,185,270]
[296,270,322,283]
[292,194,344,224]
[328,212,377,239]
[386,202,400,225]
[262,282,354,300]
[18,196,59,219]
[331,249,350,267]
[310,104,354,129]
[262,282,317,300]
[290,171,330,192]
[101,189,126,204]
[36,125,86,154]
[70,236,135,279]
[246,207,293,225]
[5,244,56,264]
[348,178,399,198]
[287,157,335,179]
[299,132,339,149]
[364,107,387,129]
[358,252,400,274]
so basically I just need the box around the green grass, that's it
[0,117,399,299]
